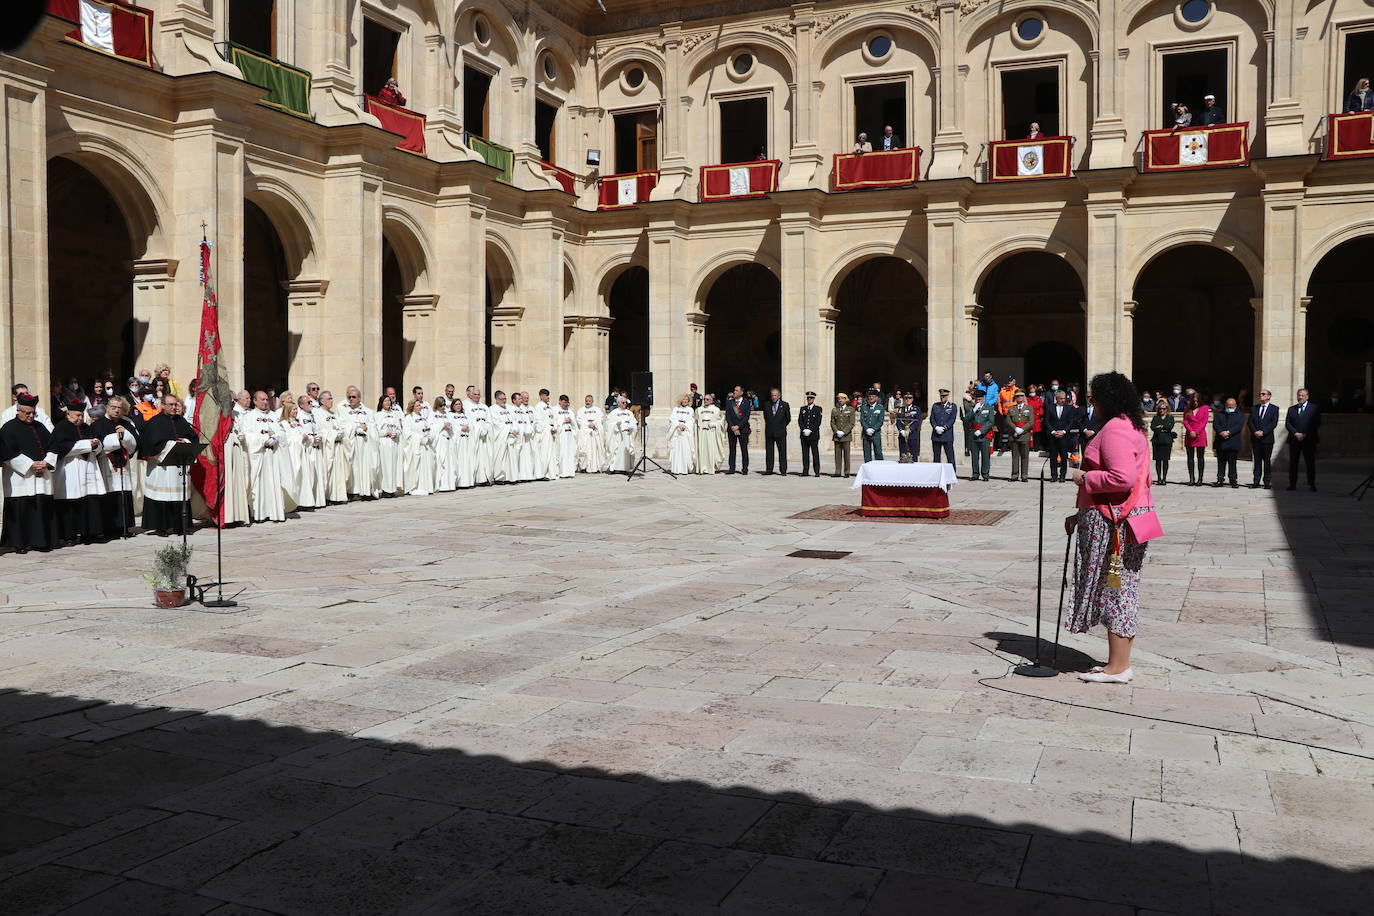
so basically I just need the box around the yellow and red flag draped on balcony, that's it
[831,147,921,191]
[1143,123,1249,172]
[700,160,779,201]
[47,0,152,67]
[1325,111,1374,160]
[989,137,1073,181]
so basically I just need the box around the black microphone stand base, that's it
[626,413,676,482]
[1013,663,1058,678]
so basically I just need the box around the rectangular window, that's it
[719,97,768,163]
[1001,67,1059,138]
[853,82,907,147]
[613,111,657,172]
[228,0,274,55]
[464,66,492,138]
[1344,30,1374,108]
[362,19,401,98]
[1162,48,1228,128]
[535,100,558,162]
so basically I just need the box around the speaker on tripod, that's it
[625,371,673,481]
[631,371,654,408]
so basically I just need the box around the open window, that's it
[228,0,274,55]
[535,99,558,163]
[1001,66,1059,138]
[1162,48,1227,128]
[464,65,493,138]
[853,82,907,148]
[719,96,768,163]
[613,111,657,173]
[362,19,401,97]
[1343,29,1374,107]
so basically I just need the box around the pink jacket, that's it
[1182,405,1210,446]
[1077,416,1154,510]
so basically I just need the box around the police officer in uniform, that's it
[859,389,886,463]
[830,393,856,477]
[929,389,957,467]
[966,397,997,481]
[797,391,822,477]
[893,393,921,462]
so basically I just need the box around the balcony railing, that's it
[986,137,1073,182]
[699,159,780,202]
[364,95,427,155]
[831,147,922,191]
[466,133,514,182]
[47,0,154,67]
[1140,122,1249,172]
[540,161,576,194]
[218,41,313,119]
[1324,111,1374,160]
[597,171,659,209]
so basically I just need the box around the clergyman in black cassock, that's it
[49,402,107,544]
[140,406,198,535]
[1,395,58,552]
[90,402,140,538]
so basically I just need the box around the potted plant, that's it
[146,542,192,608]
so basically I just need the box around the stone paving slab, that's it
[1,454,1373,913]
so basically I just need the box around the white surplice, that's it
[695,405,725,474]
[376,409,404,495]
[452,411,477,489]
[433,412,456,492]
[402,413,435,496]
[554,406,578,478]
[337,404,379,498]
[464,399,493,484]
[577,406,607,472]
[241,408,287,522]
[606,408,638,473]
[314,406,349,503]
[295,413,327,509]
[667,406,696,474]
[532,399,557,480]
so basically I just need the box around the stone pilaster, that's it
[1256,158,1317,402]
[1082,170,1132,380]
[0,59,49,390]
[778,206,821,406]
[927,1,966,179]
[924,187,968,396]
[283,278,329,392]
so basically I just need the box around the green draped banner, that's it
[228,42,312,119]
[467,135,513,183]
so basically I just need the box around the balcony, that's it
[1140,122,1249,173]
[220,42,313,119]
[831,147,922,191]
[1324,111,1374,160]
[47,0,154,67]
[364,96,426,155]
[540,161,576,194]
[466,134,513,183]
[986,137,1073,182]
[597,171,659,210]
[699,159,780,202]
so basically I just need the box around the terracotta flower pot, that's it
[153,587,186,608]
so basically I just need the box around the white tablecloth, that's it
[851,461,958,491]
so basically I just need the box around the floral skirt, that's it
[1067,506,1150,638]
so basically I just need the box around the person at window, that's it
[879,125,901,150]
[1200,93,1225,125]
[1347,78,1373,113]
[378,78,407,107]
[754,145,768,161]
[853,132,872,154]
[1026,121,1043,140]
[1170,102,1192,131]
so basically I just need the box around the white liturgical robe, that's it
[695,405,725,474]
[606,408,637,473]
[464,399,493,485]
[376,409,404,496]
[337,404,379,498]
[554,406,578,478]
[242,408,286,522]
[667,406,696,474]
[577,406,607,472]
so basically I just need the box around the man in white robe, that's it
[606,398,638,474]
[554,395,578,478]
[695,394,726,474]
[464,386,493,485]
[337,386,379,499]
[533,389,558,481]
[242,391,287,523]
[452,400,477,489]
[577,395,607,473]
[512,392,536,482]
[295,395,328,509]
[667,396,697,475]
[219,403,252,526]
[488,390,514,483]
[91,396,140,537]
[314,391,349,504]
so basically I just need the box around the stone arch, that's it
[976,249,1088,388]
[701,260,782,401]
[822,240,928,303]
[690,250,783,312]
[484,233,518,304]
[960,0,1101,44]
[595,46,667,88]
[455,0,526,69]
[684,29,797,84]
[816,10,940,64]
[381,206,433,292]
[46,132,168,257]
[970,236,1088,300]
[1303,233,1374,405]
[593,251,647,312]
[244,172,320,278]
[1304,221,1374,288]
[1123,0,1274,31]
[831,255,930,398]
[1128,229,1263,295]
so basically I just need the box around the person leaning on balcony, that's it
[1347,78,1374,113]
[853,132,872,154]
[1170,102,1192,131]
[1200,94,1225,125]
[378,78,406,107]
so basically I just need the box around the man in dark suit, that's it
[762,387,791,475]
[1285,388,1320,491]
[724,385,752,474]
[1167,384,1188,412]
[929,389,957,467]
[1078,398,1100,451]
[1247,388,1279,488]
[1212,398,1244,487]
[1042,390,1077,482]
[1200,94,1225,125]
[879,125,902,150]
[689,383,703,409]
[797,391,822,477]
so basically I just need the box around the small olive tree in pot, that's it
[146,542,192,608]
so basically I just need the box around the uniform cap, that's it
[1204,94,1215,100]
[938,388,949,395]
[835,392,847,399]
[805,391,816,397]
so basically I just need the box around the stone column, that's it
[927,1,967,179]
[400,293,440,392]
[1082,172,1132,380]
[488,306,524,395]
[432,183,490,393]
[1263,6,1304,156]
[817,307,838,453]
[924,189,967,398]
[778,206,821,408]
[161,0,241,78]
[647,207,690,402]
[518,203,568,392]
[782,7,823,189]
[284,278,329,392]
[0,60,49,390]
[1256,159,1315,401]
[1120,300,1137,378]
[649,26,693,200]
[1086,4,1128,168]
[961,304,983,391]
[685,311,709,394]
[132,260,182,376]
[564,316,613,400]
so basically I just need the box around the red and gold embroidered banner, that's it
[989,136,1073,181]
[597,171,659,210]
[831,147,921,191]
[1143,122,1249,172]
[48,0,153,67]
[540,161,576,194]
[1325,112,1374,160]
[860,485,951,519]
[364,96,426,155]
[699,160,779,201]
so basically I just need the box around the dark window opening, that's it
[1001,67,1059,138]
[720,97,768,163]
[535,100,558,163]
[362,20,401,98]
[228,0,274,55]
[614,111,657,173]
[1343,31,1374,106]
[608,267,649,396]
[853,82,907,147]
[464,66,493,138]
[1162,49,1228,128]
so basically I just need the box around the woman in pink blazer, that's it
[1068,372,1161,684]
[1181,393,1210,485]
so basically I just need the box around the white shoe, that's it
[1077,667,1133,684]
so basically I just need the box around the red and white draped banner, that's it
[540,161,576,195]
[699,160,779,201]
[988,136,1073,181]
[190,237,236,527]
[831,147,921,191]
[597,171,659,209]
[364,96,427,155]
[1143,123,1250,172]
[1325,112,1374,160]
[47,0,153,67]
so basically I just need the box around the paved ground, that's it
[2,451,1373,915]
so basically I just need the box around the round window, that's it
[1180,0,1211,22]
[625,66,645,89]
[542,54,558,81]
[473,15,490,45]
[732,52,755,76]
[867,35,893,59]
[1016,17,1044,42]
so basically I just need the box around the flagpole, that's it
[195,223,236,609]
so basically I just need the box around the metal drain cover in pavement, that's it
[787,549,852,559]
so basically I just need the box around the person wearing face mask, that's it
[1167,384,1187,412]
[1211,397,1244,488]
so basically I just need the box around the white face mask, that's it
[1050,385,1058,391]
[1225,407,1236,413]
[1172,388,1181,395]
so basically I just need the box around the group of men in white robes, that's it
[663,393,728,475]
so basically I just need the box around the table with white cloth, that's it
[851,461,958,518]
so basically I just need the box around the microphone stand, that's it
[626,407,674,481]
[197,447,237,608]
[1015,456,1058,677]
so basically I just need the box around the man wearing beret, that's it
[798,391,822,477]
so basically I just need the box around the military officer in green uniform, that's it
[859,389,886,463]
[830,393,856,477]
[1006,390,1034,482]
[965,397,997,481]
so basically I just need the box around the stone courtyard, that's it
[2,453,1373,915]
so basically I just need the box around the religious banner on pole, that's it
[190,233,236,526]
